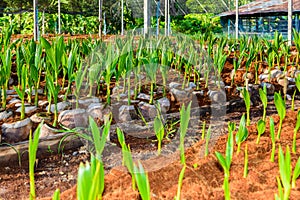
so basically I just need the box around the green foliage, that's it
[215,124,234,200]
[172,14,222,35]
[270,117,276,162]
[154,116,164,155]
[293,111,300,153]
[256,119,266,144]
[179,102,191,165]
[274,92,286,140]
[243,144,248,178]
[235,114,249,154]
[241,88,251,126]
[52,189,60,200]
[175,164,186,200]
[259,85,267,122]
[77,155,105,200]
[29,122,43,200]
[133,161,151,200]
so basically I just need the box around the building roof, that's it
[219,0,300,17]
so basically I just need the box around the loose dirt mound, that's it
[38,110,300,200]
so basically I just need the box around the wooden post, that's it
[33,0,39,41]
[288,0,293,46]
[235,0,239,41]
[165,0,169,36]
[144,0,151,36]
[99,0,103,38]
[58,0,61,34]
[121,0,124,35]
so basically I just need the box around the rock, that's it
[46,102,71,113]
[16,106,37,114]
[267,95,274,101]
[8,78,14,85]
[58,109,88,129]
[87,103,103,121]
[193,90,204,96]
[243,72,255,80]
[6,90,15,95]
[8,98,21,105]
[27,88,44,95]
[138,102,157,120]
[189,82,197,89]
[270,69,283,79]
[169,82,193,104]
[286,94,292,101]
[78,97,101,107]
[1,118,32,143]
[38,100,49,106]
[118,105,137,122]
[287,77,295,84]
[208,90,226,103]
[15,102,30,107]
[0,111,13,121]
[30,112,52,124]
[39,123,59,139]
[137,93,151,101]
[157,97,170,113]
[260,83,275,95]
[277,78,289,88]
[259,73,269,82]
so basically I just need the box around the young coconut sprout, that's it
[154,115,164,156]
[293,110,300,153]
[270,117,276,162]
[175,164,186,200]
[259,84,267,122]
[32,43,43,106]
[205,125,212,157]
[14,65,27,120]
[64,43,78,101]
[201,120,206,140]
[241,88,251,126]
[179,102,191,165]
[46,75,60,127]
[0,47,12,109]
[133,161,151,200]
[77,155,105,200]
[74,63,88,109]
[243,144,248,178]
[276,145,300,199]
[256,119,266,144]
[274,92,286,140]
[215,123,234,200]
[117,128,136,190]
[293,29,300,66]
[29,122,43,200]
[292,74,300,111]
[213,46,227,89]
[52,189,60,200]
[236,114,249,155]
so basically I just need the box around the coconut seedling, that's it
[14,64,27,120]
[29,122,43,200]
[293,110,300,153]
[117,128,136,190]
[241,88,251,126]
[243,144,248,178]
[179,102,191,165]
[256,119,266,144]
[64,43,78,100]
[274,92,286,140]
[236,114,249,155]
[215,122,234,200]
[74,62,88,108]
[205,125,211,157]
[133,161,151,200]
[213,46,227,89]
[293,29,300,66]
[46,75,60,127]
[0,47,12,109]
[292,74,300,111]
[259,84,267,122]
[175,164,186,200]
[154,114,164,156]
[276,145,300,200]
[77,155,105,200]
[270,117,276,162]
